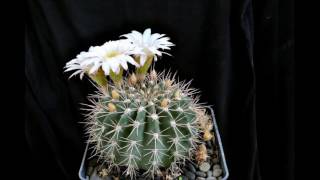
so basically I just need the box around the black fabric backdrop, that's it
[25,0,294,179]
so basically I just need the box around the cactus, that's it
[64,29,214,179]
[84,71,206,178]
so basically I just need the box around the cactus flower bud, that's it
[129,73,137,86]
[108,103,116,112]
[164,79,173,88]
[111,90,120,100]
[203,130,213,141]
[174,90,181,100]
[136,73,145,82]
[161,98,170,108]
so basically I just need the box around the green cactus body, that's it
[86,72,201,177]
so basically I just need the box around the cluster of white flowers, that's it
[65,28,174,80]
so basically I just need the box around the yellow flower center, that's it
[104,50,119,60]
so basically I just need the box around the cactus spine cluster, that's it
[84,71,206,178]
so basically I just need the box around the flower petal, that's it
[119,59,128,70]
[140,54,147,66]
[89,62,101,74]
[125,56,139,67]
[143,28,151,44]
[102,63,110,75]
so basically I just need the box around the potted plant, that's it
[65,28,229,180]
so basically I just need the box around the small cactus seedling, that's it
[84,71,208,178]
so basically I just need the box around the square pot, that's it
[79,107,229,180]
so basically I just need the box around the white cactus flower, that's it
[120,28,174,66]
[64,40,141,78]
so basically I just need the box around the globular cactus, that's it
[84,71,205,178]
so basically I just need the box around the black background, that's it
[25,0,294,179]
